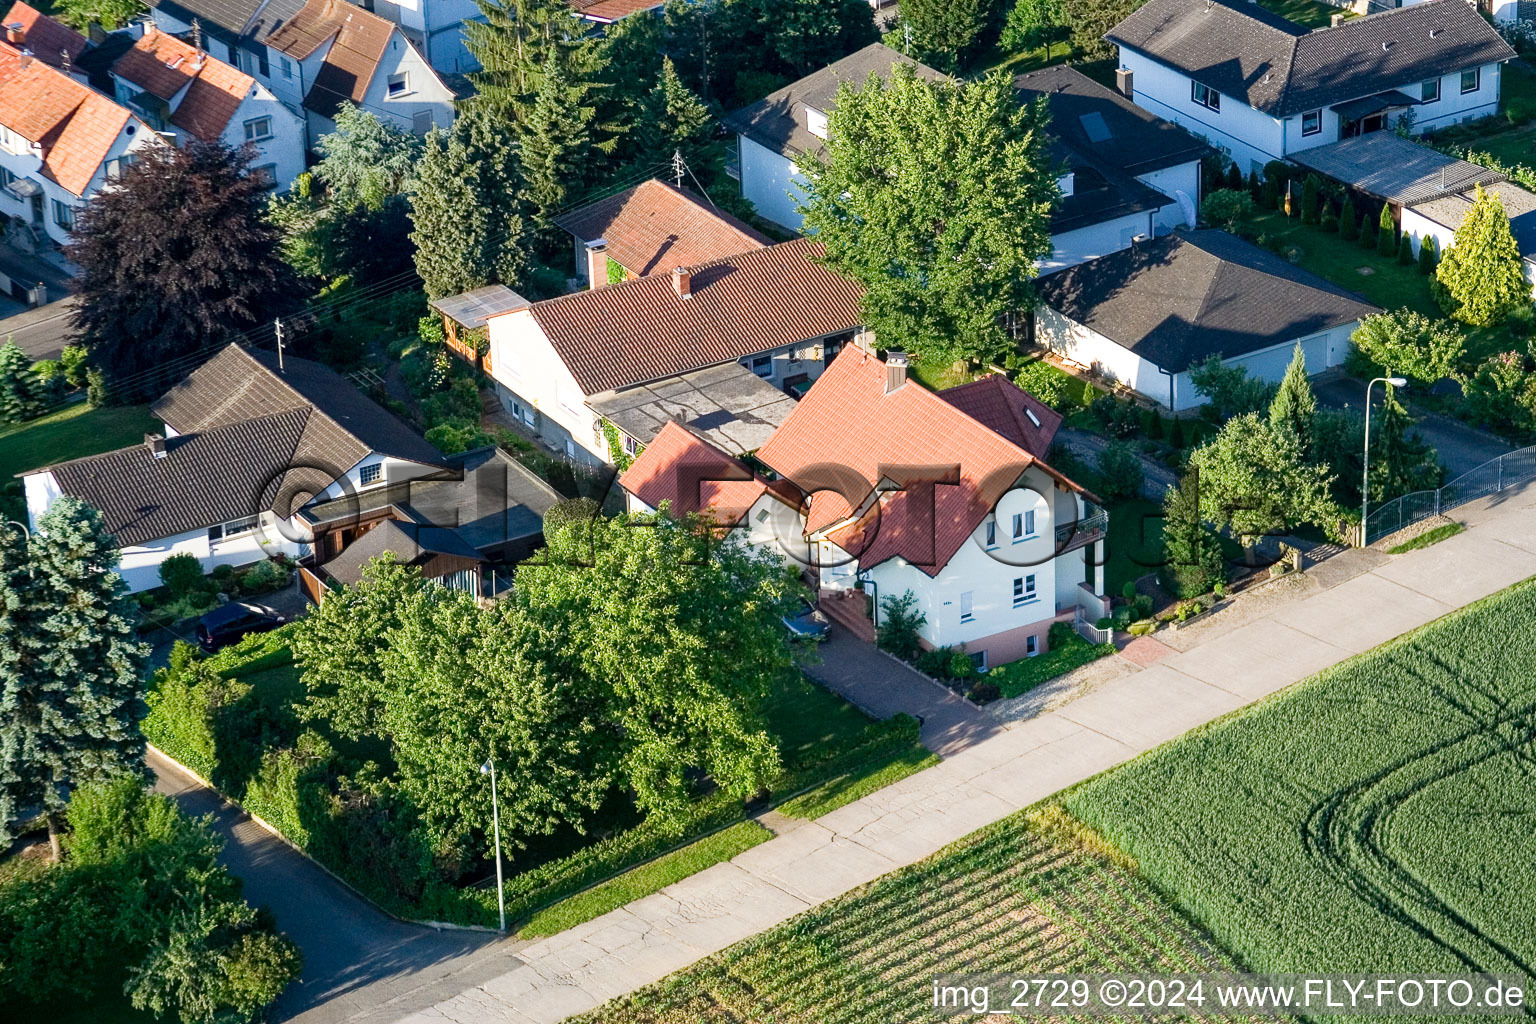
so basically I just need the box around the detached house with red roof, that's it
[622,342,1109,670]
[483,234,864,466]
[110,22,304,189]
[0,12,160,246]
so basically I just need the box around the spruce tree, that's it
[1368,385,1439,504]
[0,339,45,424]
[635,57,714,167]
[1340,196,1358,241]
[1159,470,1226,598]
[1269,344,1317,456]
[1377,202,1397,257]
[1435,184,1529,327]
[464,0,594,122]
[519,52,596,255]
[0,498,147,858]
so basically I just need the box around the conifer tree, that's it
[1435,184,1529,327]
[1340,196,1358,241]
[635,57,714,167]
[519,52,596,255]
[1269,344,1317,456]
[0,498,147,858]
[1367,385,1440,504]
[1360,208,1378,250]
[1160,470,1226,598]
[1301,173,1320,225]
[0,340,46,424]
[464,0,592,121]
[1377,202,1397,257]
[1418,233,1439,275]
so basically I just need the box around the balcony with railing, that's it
[1055,503,1108,554]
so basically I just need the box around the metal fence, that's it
[1363,444,1536,545]
[1074,605,1113,645]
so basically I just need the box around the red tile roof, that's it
[113,29,254,142]
[757,346,1089,576]
[567,0,662,22]
[267,0,394,119]
[553,179,770,280]
[0,42,142,195]
[940,374,1062,457]
[1,1,85,69]
[621,421,798,525]
[519,237,865,396]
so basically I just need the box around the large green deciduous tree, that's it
[410,109,530,300]
[800,66,1055,367]
[1434,184,1529,327]
[0,498,147,858]
[68,142,292,401]
[1189,413,1338,549]
[1349,308,1465,386]
[52,0,141,29]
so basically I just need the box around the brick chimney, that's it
[1115,66,1133,99]
[4,22,23,45]
[584,238,609,289]
[145,433,167,459]
[671,265,691,299]
[885,351,908,393]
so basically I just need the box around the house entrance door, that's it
[29,194,42,226]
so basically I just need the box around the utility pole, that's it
[274,317,285,372]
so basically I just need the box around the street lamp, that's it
[480,759,506,933]
[1362,375,1408,541]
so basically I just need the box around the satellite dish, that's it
[1175,188,1197,227]
[994,487,1036,524]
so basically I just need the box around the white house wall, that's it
[488,308,607,464]
[1042,210,1154,275]
[216,89,306,190]
[1135,160,1201,231]
[1401,206,1536,296]
[738,135,808,232]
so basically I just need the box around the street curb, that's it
[148,743,502,935]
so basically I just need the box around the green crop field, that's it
[1065,578,1536,987]
[576,807,1267,1024]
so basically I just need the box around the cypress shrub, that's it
[1397,232,1417,265]
[1377,203,1398,256]
[1247,169,1262,200]
[1169,415,1186,448]
[1419,234,1439,275]
[1340,197,1359,241]
[1360,208,1378,250]
[1226,161,1244,191]
[1301,173,1321,225]
[1320,201,1338,232]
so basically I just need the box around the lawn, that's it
[1064,578,1536,982]
[1386,521,1464,553]
[988,624,1115,698]
[0,401,158,480]
[1254,0,1349,28]
[1248,208,1437,316]
[573,804,1254,1024]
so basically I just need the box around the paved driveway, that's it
[804,625,1002,757]
[1312,372,1515,480]
[150,749,501,1024]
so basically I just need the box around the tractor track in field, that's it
[1302,653,1536,999]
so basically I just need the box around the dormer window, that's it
[805,106,828,140]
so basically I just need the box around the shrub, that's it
[1127,620,1155,636]
[1319,202,1338,233]
[985,622,1115,698]
[1089,393,1140,438]
[1143,408,1164,439]
[1168,416,1186,448]
[1377,203,1398,257]
[1300,173,1321,225]
[59,345,89,388]
[1200,189,1254,232]
[1359,208,1378,250]
[1132,592,1154,620]
[968,681,1001,703]
[1339,197,1359,241]
[1397,232,1416,265]
[1098,441,1145,500]
[239,558,289,595]
[1121,581,1138,602]
[876,590,926,661]
[158,552,207,599]
[425,420,493,455]
[1015,360,1071,410]
[1418,233,1439,275]
[948,650,977,680]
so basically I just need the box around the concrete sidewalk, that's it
[324,491,1536,1024]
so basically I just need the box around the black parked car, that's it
[197,601,286,652]
[782,597,832,641]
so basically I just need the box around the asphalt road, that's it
[0,296,77,362]
[149,749,501,1023]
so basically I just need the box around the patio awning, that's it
[3,177,43,200]
[1331,90,1421,121]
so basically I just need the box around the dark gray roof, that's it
[1107,0,1515,118]
[588,361,798,455]
[38,408,321,546]
[1410,181,1536,260]
[1016,65,1206,233]
[145,0,266,41]
[298,446,561,552]
[722,43,946,160]
[1288,132,1504,205]
[1329,89,1420,121]
[320,519,484,587]
[1036,229,1380,371]
[152,344,447,473]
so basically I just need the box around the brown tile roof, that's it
[1,2,85,69]
[518,237,865,396]
[0,41,141,195]
[266,0,392,119]
[113,28,255,141]
[567,0,663,22]
[940,375,1062,458]
[620,421,797,525]
[553,179,770,280]
[756,346,1088,576]
[151,344,448,470]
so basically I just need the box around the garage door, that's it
[1231,333,1329,385]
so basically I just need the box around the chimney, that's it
[584,237,609,289]
[145,433,167,459]
[4,21,22,45]
[885,351,908,393]
[671,265,691,299]
[1331,12,1345,26]
[1115,66,1133,99]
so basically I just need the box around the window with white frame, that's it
[1461,68,1480,94]
[358,462,383,486]
[280,56,293,79]
[1301,109,1321,136]
[756,508,771,523]
[1013,574,1037,608]
[1012,509,1035,541]
[1026,634,1039,657]
[970,650,988,673]
[208,515,259,542]
[1422,77,1441,103]
[252,164,277,187]
[52,199,74,229]
[387,72,410,97]
[959,591,973,623]
[985,518,997,548]
[1191,81,1220,112]
[244,116,273,141]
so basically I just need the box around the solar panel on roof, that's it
[1079,111,1111,143]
